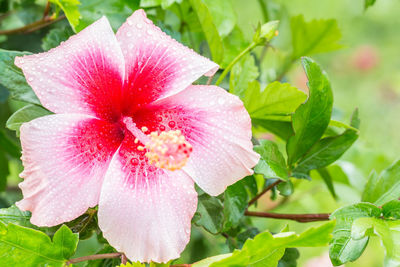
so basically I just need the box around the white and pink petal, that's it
[98,134,197,263]
[116,10,218,114]
[15,17,125,122]
[133,85,260,196]
[17,114,123,226]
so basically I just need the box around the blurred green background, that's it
[0,0,399,266]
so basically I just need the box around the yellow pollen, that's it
[137,145,145,151]
[134,138,139,144]
[141,126,148,132]
[144,130,192,171]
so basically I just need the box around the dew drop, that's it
[168,121,176,128]
[136,23,143,29]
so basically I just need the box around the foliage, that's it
[0,0,396,266]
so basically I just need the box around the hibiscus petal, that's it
[17,114,123,226]
[132,85,260,196]
[98,134,197,263]
[116,9,218,114]
[14,17,124,122]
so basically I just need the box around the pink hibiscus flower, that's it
[14,10,259,263]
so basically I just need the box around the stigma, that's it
[142,130,192,171]
[122,117,192,171]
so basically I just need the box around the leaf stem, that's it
[257,0,269,22]
[0,14,65,35]
[248,179,283,207]
[66,253,122,265]
[244,210,330,222]
[215,42,257,86]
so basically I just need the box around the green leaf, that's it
[0,205,34,228]
[42,26,74,51]
[6,104,52,137]
[362,160,400,206]
[329,203,381,266]
[253,119,294,141]
[0,130,20,159]
[294,110,359,173]
[223,180,250,230]
[244,81,307,118]
[221,26,247,69]
[277,180,293,196]
[76,0,135,32]
[0,151,9,192]
[202,0,236,37]
[189,0,224,64]
[210,221,335,266]
[315,168,337,199]
[254,139,288,180]
[278,248,300,267]
[286,57,333,167]
[352,217,400,267]
[229,55,259,98]
[0,49,39,105]
[382,200,400,220]
[290,15,342,59]
[50,0,81,31]
[0,223,78,267]
[364,0,376,10]
[193,194,224,234]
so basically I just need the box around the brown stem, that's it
[121,253,128,265]
[43,1,51,19]
[248,180,282,207]
[0,14,65,35]
[206,74,215,85]
[244,210,330,223]
[66,253,122,265]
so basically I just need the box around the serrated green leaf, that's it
[290,15,342,59]
[189,0,223,64]
[329,203,381,266]
[286,57,333,167]
[244,81,307,119]
[254,139,288,180]
[0,223,78,267]
[229,55,259,98]
[42,26,74,51]
[50,0,81,31]
[0,205,33,228]
[352,217,400,267]
[382,200,400,220]
[6,104,52,137]
[193,194,224,234]
[362,160,400,206]
[0,49,39,104]
[210,221,335,267]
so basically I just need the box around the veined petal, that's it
[116,9,218,114]
[133,85,260,196]
[98,134,197,263]
[17,114,123,226]
[15,17,124,122]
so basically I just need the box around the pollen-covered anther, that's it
[144,130,193,171]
